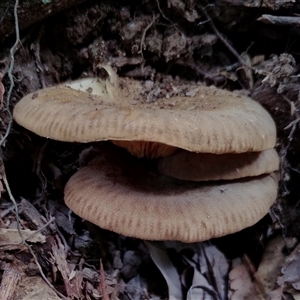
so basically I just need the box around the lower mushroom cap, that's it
[64,147,278,243]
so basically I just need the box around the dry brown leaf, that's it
[51,237,83,299]
[125,274,150,299]
[0,268,21,299]
[14,276,62,300]
[0,228,46,246]
[254,236,286,294]
[187,267,216,300]
[200,243,229,297]
[183,243,229,299]
[19,198,52,235]
[241,53,254,89]
[267,287,283,300]
[48,199,76,235]
[120,250,142,280]
[278,242,300,290]
[228,258,261,300]
[109,270,124,300]
[229,236,294,300]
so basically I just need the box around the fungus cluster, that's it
[13,66,279,243]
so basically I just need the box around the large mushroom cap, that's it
[64,147,278,243]
[158,148,280,181]
[13,67,276,154]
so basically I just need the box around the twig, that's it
[281,95,300,146]
[99,259,110,300]
[55,224,81,257]
[155,0,173,26]
[23,216,55,242]
[2,162,24,243]
[200,5,250,69]
[0,203,15,218]
[258,15,300,26]
[139,14,159,57]
[33,140,48,194]
[155,0,184,35]
[27,244,69,300]
[0,0,20,148]
[32,26,46,89]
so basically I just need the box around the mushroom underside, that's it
[112,140,177,158]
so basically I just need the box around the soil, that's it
[0,0,300,299]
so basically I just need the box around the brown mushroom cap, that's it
[64,147,278,243]
[158,148,280,181]
[13,67,276,155]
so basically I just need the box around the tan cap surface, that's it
[13,69,276,154]
[158,148,280,181]
[64,147,278,242]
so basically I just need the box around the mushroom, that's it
[158,148,280,181]
[12,65,279,298]
[12,65,279,238]
[13,65,276,158]
[64,145,279,243]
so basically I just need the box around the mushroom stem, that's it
[97,64,143,103]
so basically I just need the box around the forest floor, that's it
[0,0,300,299]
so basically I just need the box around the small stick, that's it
[201,5,250,69]
[99,259,110,300]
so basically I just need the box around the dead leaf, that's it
[186,267,217,300]
[228,258,261,300]
[183,243,229,299]
[120,250,142,280]
[145,241,183,300]
[278,242,300,290]
[48,200,76,235]
[254,235,286,294]
[0,228,46,247]
[0,268,21,300]
[125,274,150,300]
[51,236,83,299]
[14,276,62,300]
[18,198,52,234]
